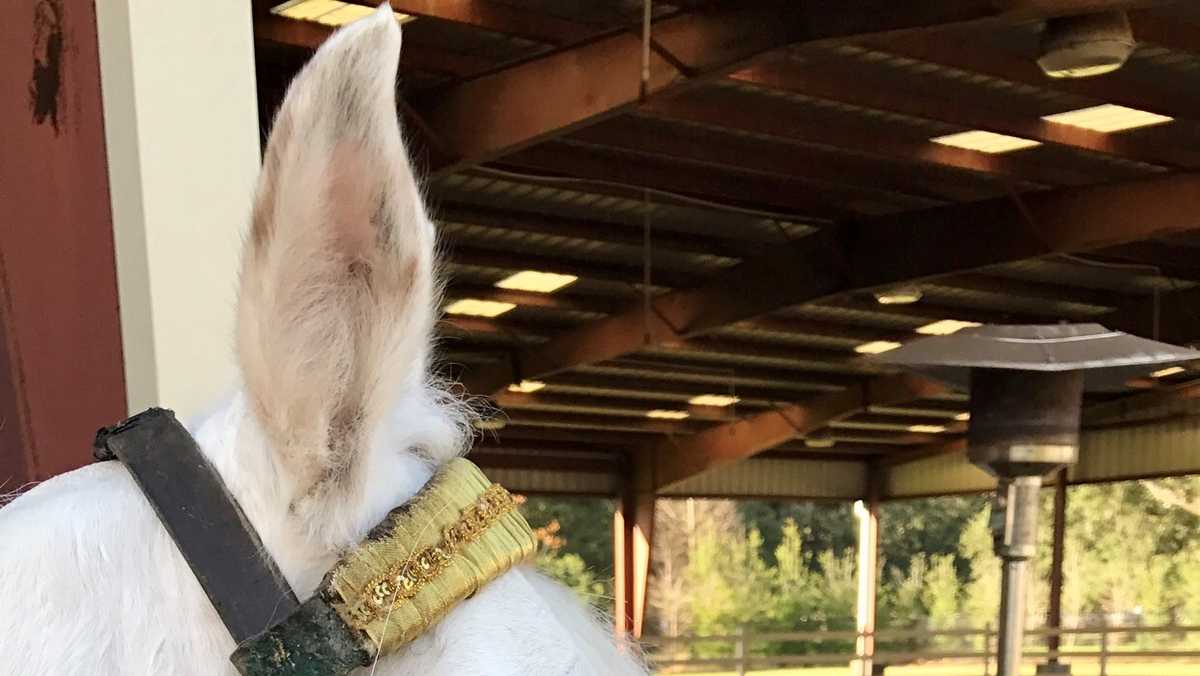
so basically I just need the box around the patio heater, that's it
[879,324,1199,676]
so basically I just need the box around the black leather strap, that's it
[93,408,301,644]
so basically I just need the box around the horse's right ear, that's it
[236,6,437,504]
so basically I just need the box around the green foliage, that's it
[520,476,1200,660]
[519,496,614,576]
[535,549,607,608]
[737,502,855,566]
[518,496,615,612]
[879,495,988,580]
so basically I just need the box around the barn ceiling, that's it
[252,0,1200,498]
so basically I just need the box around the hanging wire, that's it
[642,188,654,345]
[1053,253,1170,340]
[1000,181,1190,343]
[469,165,826,227]
[640,0,652,102]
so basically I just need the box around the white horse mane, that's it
[0,6,645,675]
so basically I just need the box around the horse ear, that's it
[236,6,436,502]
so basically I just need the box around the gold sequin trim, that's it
[347,483,516,627]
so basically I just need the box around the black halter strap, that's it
[92,409,300,645]
[94,409,377,675]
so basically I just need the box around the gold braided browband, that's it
[325,457,537,652]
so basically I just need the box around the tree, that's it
[519,496,615,575]
[880,495,988,581]
[650,498,740,636]
[519,496,615,612]
[1140,477,1200,517]
[738,501,855,567]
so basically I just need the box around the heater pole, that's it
[999,558,1030,675]
[993,475,1044,676]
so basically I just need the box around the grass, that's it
[672,662,1200,676]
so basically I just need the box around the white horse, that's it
[0,7,646,675]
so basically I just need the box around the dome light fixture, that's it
[1038,11,1135,79]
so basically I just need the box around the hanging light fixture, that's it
[1038,11,1135,79]
[472,398,508,431]
[873,287,923,305]
[803,429,836,449]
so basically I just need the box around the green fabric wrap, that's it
[231,597,370,676]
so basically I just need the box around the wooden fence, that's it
[642,624,1200,675]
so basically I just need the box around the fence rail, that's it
[643,623,1200,675]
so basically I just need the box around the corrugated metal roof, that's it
[485,467,620,495]
[660,458,866,499]
[918,283,1111,318]
[1076,414,1200,483]
[991,258,1187,294]
[884,415,1200,498]
[433,173,814,244]
[884,449,995,498]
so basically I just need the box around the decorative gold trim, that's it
[323,458,537,653]
[346,483,516,627]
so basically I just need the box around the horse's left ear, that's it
[236,6,436,502]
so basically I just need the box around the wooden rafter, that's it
[823,295,1091,326]
[436,203,761,258]
[255,1,1179,172]
[1082,378,1200,427]
[641,89,1088,186]
[930,272,1118,310]
[865,25,1200,121]
[527,373,842,403]
[468,450,620,475]
[447,245,701,289]
[504,410,701,435]
[495,390,751,422]
[729,57,1200,170]
[489,426,650,447]
[589,357,859,391]
[414,0,1172,173]
[462,173,1200,396]
[565,119,946,212]
[445,284,621,316]
[573,114,1004,203]
[647,374,947,490]
[254,14,494,76]
[496,142,854,218]
[345,0,594,45]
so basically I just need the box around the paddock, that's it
[5,1,1200,674]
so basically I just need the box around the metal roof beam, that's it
[462,173,1200,395]
[649,374,948,490]
[416,0,1168,174]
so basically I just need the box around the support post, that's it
[1,0,128,485]
[854,467,881,676]
[614,453,655,638]
[1099,618,1109,676]
[734,626,746,676]
[613,486,634,637]
[984,622,994,676]
[1039,469,1071,674]
[631,489,654,638]
[96,0,260,418]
